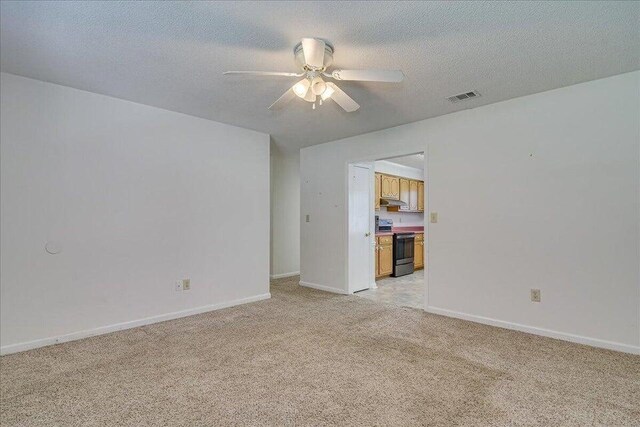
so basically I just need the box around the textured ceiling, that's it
[1,1,639,151]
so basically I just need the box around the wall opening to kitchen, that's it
[348,152,426,310]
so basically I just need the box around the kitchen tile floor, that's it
[355,269,424,309]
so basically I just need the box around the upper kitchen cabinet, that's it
[386,176,424,212]
[380,174,400,200]
[409,180,418,211]
[375,173,381,211]
[398,178,410,210]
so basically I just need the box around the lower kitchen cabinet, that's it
[414,233,424,269]
[376,235,393,277]
[375,234,424,278]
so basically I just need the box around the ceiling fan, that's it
[224,38,404,112]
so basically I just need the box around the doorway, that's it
[348,153,426,309]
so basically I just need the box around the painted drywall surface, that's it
[270,147,300,277]
[300,71,640,350]
[0,73,270,350]
[377,208,424,227]
[374,160,424,180]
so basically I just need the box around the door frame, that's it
[346,162,375,294]
[345,151,429,310]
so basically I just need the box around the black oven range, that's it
[392,232,415,277]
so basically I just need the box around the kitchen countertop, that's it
[376,226,424,236]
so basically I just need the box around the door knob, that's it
[365,232,371,237]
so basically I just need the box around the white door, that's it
[348,164,372,293]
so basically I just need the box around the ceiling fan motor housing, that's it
[294,41,334,70]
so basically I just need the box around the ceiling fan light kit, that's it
[311,76,327,96]
[293,79,310,98]
[224,37,404,112]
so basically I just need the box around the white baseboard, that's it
[0,293,271,356]
[299,281,349,295]
[270,271,300,279]
[425,305,640,355]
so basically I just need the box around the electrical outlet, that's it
[175,280,183,292]
[531,289,541,302]
[183,278,191,291]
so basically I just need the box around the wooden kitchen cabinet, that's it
[414,233,424,269]
[387,177,424,213]
[374,238,378,276]
[376,235,393,277]
[380,174,399,200]
[375,173,381,211]
[417,181,425,212]
[409,180,418,210]
[398,178,410,210]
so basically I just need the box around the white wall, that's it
[300,71,640,353]
[270,146,300,278]
[377,208,424,227]
[0,73,271,354]
[374,160,424,180]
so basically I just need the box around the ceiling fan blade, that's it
[268,87,296,110]
[224,71,303,77]
[326,82,359,112]
[331,69,404,83]
[301,38,325,68]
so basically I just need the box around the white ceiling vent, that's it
[447,91,481,103]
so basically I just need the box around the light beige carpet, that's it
[1,276,639,426]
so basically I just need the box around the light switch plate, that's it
[183,279,191,291]
[305,214,310,223]
[430,212,438,223]
[175,280,183,292]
